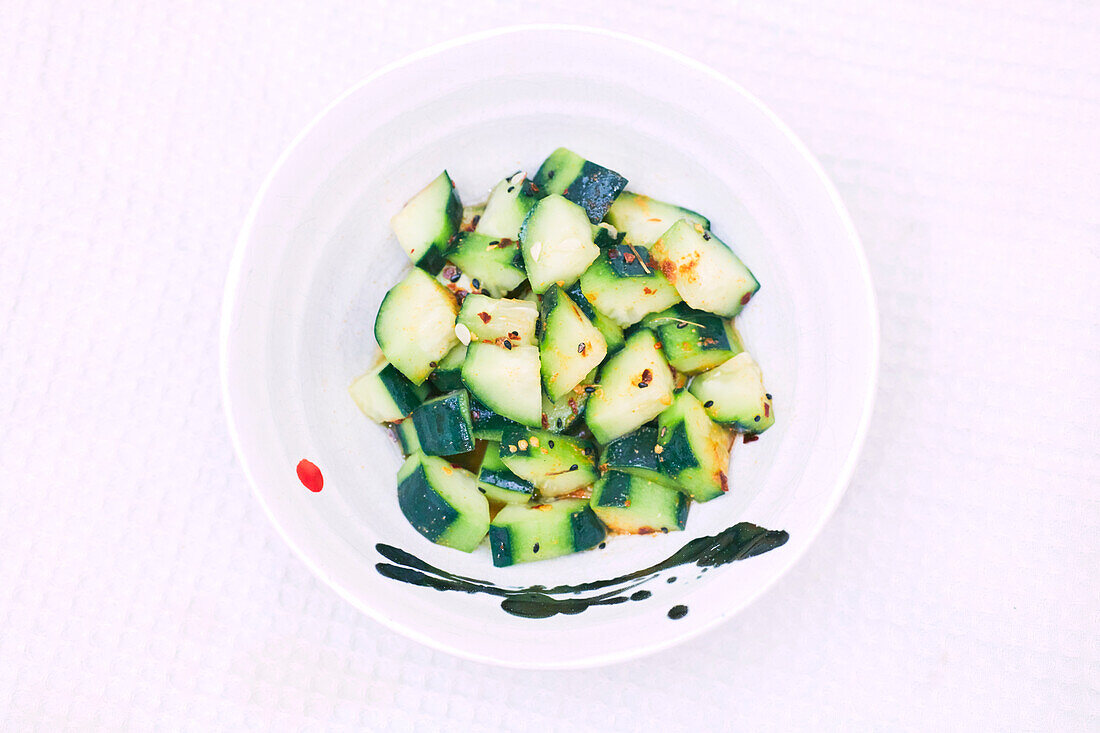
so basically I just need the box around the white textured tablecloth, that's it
[2,1,1098,729]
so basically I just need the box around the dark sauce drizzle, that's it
[375,523,789,619]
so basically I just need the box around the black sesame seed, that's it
[766,393,772,399]
[582,446,593,456]
[547,170,555,180]
[702,232,711,241]
[676,322,688,329]
[584,386,595,394]
[429,361,437,368]
[556,418,564,428]
[568,464,578,471]
[548,440,555,448]
[661,527,669,534]
[578,343,585,354]
[532,542,540,553]
[638,382,649,388]
[598,541,606,549]
[507,186,515,193]
[449,270,462,283]
[503,340,512,350]
[478,487,486,494]
[754,415,761,422]
[667,576,677,583]
[471,278,481,289]
[704,400,714,408]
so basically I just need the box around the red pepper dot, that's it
[296,459,323,492]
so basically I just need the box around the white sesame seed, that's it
[530,241,542,262]
[454,323,471,345]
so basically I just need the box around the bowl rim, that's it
[220,23,880,669]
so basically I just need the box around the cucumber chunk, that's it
[461,342,542,427]
[599,423,679,489]
[604,192,710,247]
[476,172,539,240]
[349,361,430,423]
[518,194,600,294]
[410,390,475,456]
[532,147,628,224]
[590,470,689,535]
[639,303,743,374]
[457,294,538,346]
[499,426,599,497]
[651,219,760,318]
[541,367,595,433]
[375,268,459,385]
[468,393,521,441]
[586,330,675,444]
[389,171,462,275]
[397,453,489,552]
[563,281,625,354]
[539,285,608,400]
[428,344,467,393]
[579,239,682,327]
[656,391,733,503]
[477,443,536,505]
[443,232,526,298]
[460,203,485,232]
[688,352,775,433]
[390,419,422,457]
[489,498,606,566]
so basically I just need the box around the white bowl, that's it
[221,25,878,669]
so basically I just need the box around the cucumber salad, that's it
[350,148,774,567]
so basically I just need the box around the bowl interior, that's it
[222,27,877,668]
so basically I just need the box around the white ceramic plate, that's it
[221,25,878,669]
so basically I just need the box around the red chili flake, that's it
[719,472,728,492]
[508,330,520,340]
[296,459,323,492]
[623,251,636,263]
[640,368,653,384]
[743,434,760,443]
[478,312,491,323]
[607,247,619,259]
[740,292,753,305]
[568,398,579,415]
[764,402,771,418]
[638,527,654,535]
[541,413,549,429]
[643,287,655,295]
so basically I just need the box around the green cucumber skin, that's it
[604,242,656,278]
[376,364,427,415]
[398,463,459,542]
[468,394,520,441]
[489,525,514,567]
[593,469,632,507]
[601,425,661,473]
[410,391,474,456]
[479,468,535,497]
[657,422,699,477]
[675,493,690,530]
[569,506,607,551]
[533,149,627,224]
